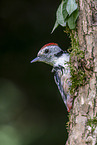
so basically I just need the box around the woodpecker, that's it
[31,43,73,112]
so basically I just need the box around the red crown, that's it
[41,43,58,50]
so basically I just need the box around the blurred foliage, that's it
[0,125,20,145]
[0,0,70,145]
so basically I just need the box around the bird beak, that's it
[30,57,40,63]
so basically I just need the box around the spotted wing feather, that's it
[54,67,72,112]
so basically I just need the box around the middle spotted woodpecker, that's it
[31,43,73,112]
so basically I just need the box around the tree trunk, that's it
[66,0,97,145]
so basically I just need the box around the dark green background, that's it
[0,0,70,145]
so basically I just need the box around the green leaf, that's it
[73,9,79,22]
[56,1,67,27]
[51,0,79,32]
[51,20,59,33]
[62,0,68,20]
[52,0,68,33]
[67,9,79,29]
[66,0,77,15]
[68,16,75,29]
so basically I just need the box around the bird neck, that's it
[53,53,70,68]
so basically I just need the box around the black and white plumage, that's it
[52,65,72,112]
[31,43,73,112]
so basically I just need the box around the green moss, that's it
[64,28,86,95]
[87,116,97,132]
[66,113,71,131]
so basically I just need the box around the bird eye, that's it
[44,49,49,53]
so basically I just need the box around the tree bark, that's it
[66,0,97,145]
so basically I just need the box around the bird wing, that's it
[53,66,73,112]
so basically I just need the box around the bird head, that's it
[31,43,63,66]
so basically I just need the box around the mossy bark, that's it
[66,0,97,144]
